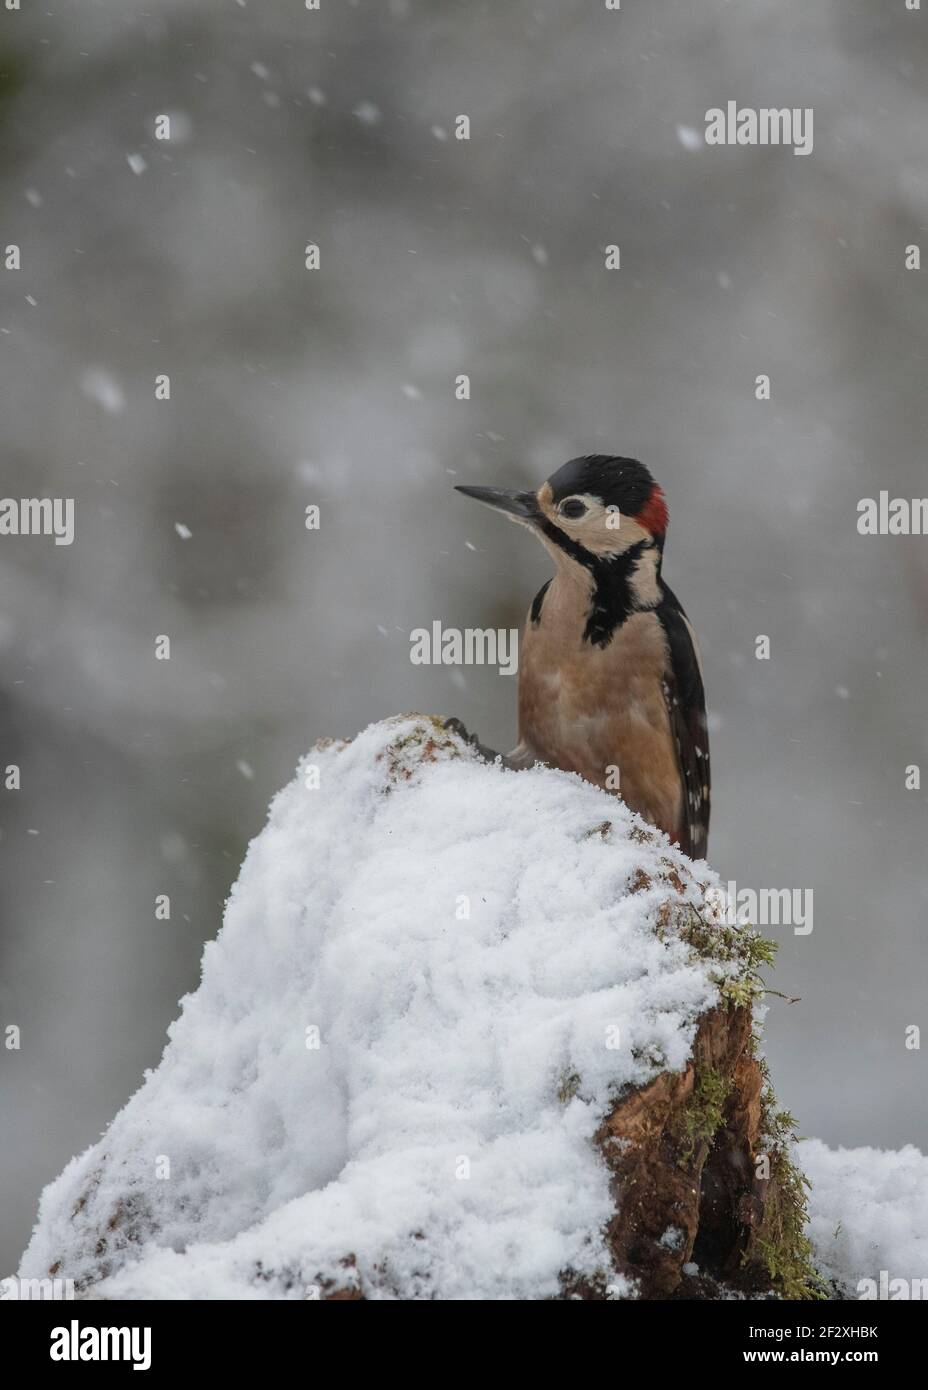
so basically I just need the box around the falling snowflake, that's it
[354,102,382,126]
[81,369,125,415]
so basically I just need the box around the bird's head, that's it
[455,455,667,568]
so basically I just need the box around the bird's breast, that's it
[518,602,682,837]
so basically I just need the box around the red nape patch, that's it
[636,484,668,536]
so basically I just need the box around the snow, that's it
[802,1139,928,1295]
[80,368,125,415]
[675,124,702,151]
[10,713,927,1300]
[15,715,722,1301]
[353,102,382,126]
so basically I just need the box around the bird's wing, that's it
[657,583,711,859]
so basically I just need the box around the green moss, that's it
[677,1065,732,1167]
[753,1153,826,1299]
[678,907,778,1008]
[629,1043,667,1071]
[557,1069,582,1104]
[674,909,826,1299]
[748,1062,828,1300]
[618,883,826,1299]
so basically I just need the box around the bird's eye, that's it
[559,498,588,520]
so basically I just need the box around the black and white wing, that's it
[657,582,711,859]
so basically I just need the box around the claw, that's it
[442,717,502,765]
[443,717,476,745]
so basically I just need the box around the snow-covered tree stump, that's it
[13,716,820,1300]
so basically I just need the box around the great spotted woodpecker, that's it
[452,454,710,859]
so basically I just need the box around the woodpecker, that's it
[453,454,710,858]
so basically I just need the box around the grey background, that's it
[2,0,927,1277]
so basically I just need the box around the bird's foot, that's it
[442,717,504,765]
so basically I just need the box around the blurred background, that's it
[2,0,927,1276]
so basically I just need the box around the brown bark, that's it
[591,1003,771,1299]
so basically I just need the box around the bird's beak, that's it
[454,485,539,522]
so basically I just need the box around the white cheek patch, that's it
[585,513,653,558]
